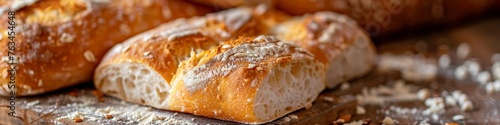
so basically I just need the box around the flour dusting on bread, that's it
[213,8,253,32]
[183,36,299,93]
[93,6,374,124]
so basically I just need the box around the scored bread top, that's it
[97,5,290,87]
[271,11,376,87]
[179,36,313,93]
[272,11,360,63]
[168,36,324,123]
[0,0,212,96]
[95,5,373,124]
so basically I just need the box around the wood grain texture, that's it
[1,13,500,125]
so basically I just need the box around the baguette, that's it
[94,5,373,123]
[189,0,497,36]
[169,36,326,123]
[0,0,211,96]
[272,12,376,88]
[274,0,496,36]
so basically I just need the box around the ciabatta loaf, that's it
[0,0,211,96]
[95,6,373,123]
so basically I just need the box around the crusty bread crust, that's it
[272,12,376,88]
[0,0,211,96]
[95,5,373,124]
[169,36,325,123]
[95,6,292,118]
[274,0,495,35]
[190,0,497,36]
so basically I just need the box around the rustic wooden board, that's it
[1,14,500,125]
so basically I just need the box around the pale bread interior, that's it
[325,34,375,88]
[253,59,325,122]
[95,62,170,109]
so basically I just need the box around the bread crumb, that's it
[74,117,83,123]
[323,96,334,102]
[344,120,364,125]
[439,54,451,68]
[339,114,351,122]
[382,117,395,125]
[451,90,463,99]
[476,71,491,84]
[454,65,467,80]
[356,80,419,105]
[356,106,366,115]
[69,90,78,97]
[452,115,465,121]
[460,100,474,111]
[283,117,291,122]
[457,43,470,59]
[431,114,439,121]
[92,90,104,102]
[333,119,345,124]
[417,89,430,101]
[492,53,500,63]
[446,122,459,125]
[423,97,445,115]
[83,50,97,62]
[492,62,500,80]
[98,106,112,114]
[26,100,40,107]
[340,82,350,90]
[401,62,437,82]
[456,93,468,105]
[445,96,457,106]
[105,114,113,119]
[486,83,495,94]
[289,114,298,119]
[465,60,481,76]
[69,111,84,123]
[305,102,312,109]
[494,80,500,91]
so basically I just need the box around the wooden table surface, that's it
[1,15,500,125]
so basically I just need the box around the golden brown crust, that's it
[96,7,290,87]
[0,0,212,96]
[190,0,497,36]
[94,6,291,109]
[95,5,368,124]
[168,36,321,123]
[189,0,270,8]
[271,12,377,87]
[279,0,495,36]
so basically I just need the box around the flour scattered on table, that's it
[356,79,419,105]
[18,90,194,124]
[377,54,437,82]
